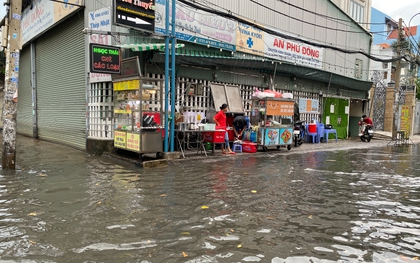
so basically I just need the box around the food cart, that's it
[112,57,164,159]
[250,97,295,151]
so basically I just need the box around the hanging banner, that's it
[155,0,236,51]
[21,0,83,45]
[264,32,324,68]
[400,105,410,132]
[236,22,265,56]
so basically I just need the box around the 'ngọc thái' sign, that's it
[90,44,121,74]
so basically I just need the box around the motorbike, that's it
[358,121,373,142]
[293,120,306,146]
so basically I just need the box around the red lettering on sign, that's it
[273,38,285,49]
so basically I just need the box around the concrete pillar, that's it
[384,87,395,132]
[404,90,416,136]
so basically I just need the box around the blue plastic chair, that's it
[307,122,319,143]
[317,123,325,143]
[324,129,338,143]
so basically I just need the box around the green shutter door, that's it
[35,13,86,149]
[17,46,33,136]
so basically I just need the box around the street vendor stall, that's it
[112,57,164,159]
[250,98,296,151]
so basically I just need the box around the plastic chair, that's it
[307,123,319,143]
[317,123,325,142]
[232,144,242,153]
[324,129,338,143]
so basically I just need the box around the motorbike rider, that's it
[361,114,373,133]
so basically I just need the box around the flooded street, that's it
[1,136,420,262]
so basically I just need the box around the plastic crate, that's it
[242,141,257,153]
[202,130,225,143]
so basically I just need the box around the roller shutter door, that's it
[35,13,86,150]
[17,46,33,136]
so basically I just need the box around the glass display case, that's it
[113,77,164,157]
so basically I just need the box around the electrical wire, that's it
[177,0,408,64]
[402,21,420,56]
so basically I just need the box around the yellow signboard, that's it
[114,131,127,148]
[114,109,132,114]
[114,79,140,91]
[400,105,410,132]
[266,100,295,116]
[126,132,140,152]
[236,22,265,56]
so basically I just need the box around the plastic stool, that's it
[324,129,338,143]
[232,144,242,153]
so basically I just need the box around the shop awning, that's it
[118,43,185,52]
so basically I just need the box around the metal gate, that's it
[372,70,386,130]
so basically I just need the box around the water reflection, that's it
[0,137,420,262]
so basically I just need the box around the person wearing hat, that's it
[213,103,235,154]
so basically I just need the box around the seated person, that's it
[233,115,247,139]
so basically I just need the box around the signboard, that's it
[126,133,140,152]
[400,105,410,132]
[266,100,295,116]
[21,0,83,45]
[114,79,140,91]
[88,7,112,83]
[111,56,142,80]
[264,32,324,69]
[155,0,236,51]
[114,131,127,148]
[89,44,121,74]
[298,98,319,113]
[236,22,265,56]
[114,0,155,32]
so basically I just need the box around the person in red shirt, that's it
[213,103,235,154]
[361,114,373,134]
[362,114,373,127]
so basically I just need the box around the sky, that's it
[0,1,418,30]
[372,0,420,27]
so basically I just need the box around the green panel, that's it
[17,46,33,136]
[349,116,361,137]
[322,97,349,139]
[35,13,86,150]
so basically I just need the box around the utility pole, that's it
[392,18,403,140]
[2,0,22,170]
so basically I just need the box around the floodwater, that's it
[1,136,420,262]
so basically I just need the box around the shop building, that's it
[15,0,374,154]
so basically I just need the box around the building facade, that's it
[14,0,374,153]
[369,7,419,135]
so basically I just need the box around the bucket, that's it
[308,123,317,133]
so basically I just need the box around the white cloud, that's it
[372,0,420,26]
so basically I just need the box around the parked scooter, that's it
[293,120,306,146]
[358,121,373,142]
